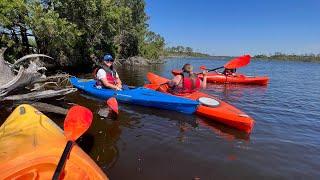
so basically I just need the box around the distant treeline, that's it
[0,0,165,67]
[254,52,320,61]
[165,46,211,58]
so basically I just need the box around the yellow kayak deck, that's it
[0,104,108,180]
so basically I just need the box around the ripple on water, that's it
[70,59,320,179]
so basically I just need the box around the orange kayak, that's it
[145,73,255,133]
[172,69,269,85]
[0,104,108,180]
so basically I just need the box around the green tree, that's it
[1,0,166,66]
[185,47,193,55]
[176,45,184,53]
[0,0,30,60]
[28,2,81,65]
[140,31,165,60]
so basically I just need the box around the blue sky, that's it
[145,0,320,56]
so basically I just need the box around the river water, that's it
[1,57,320,179]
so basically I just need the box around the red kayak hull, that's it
[145,72,255,133]
[172,69,269,85]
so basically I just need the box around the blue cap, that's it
[103,54,114,62]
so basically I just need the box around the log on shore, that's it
[1,88,77,101]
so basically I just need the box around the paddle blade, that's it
[106,97,119,114]
[224,55,251,69]
[64,105,93,141]
[199,65,207,70]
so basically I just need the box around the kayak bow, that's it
[172,69,269,85]
[145,72,255,133]
[70,77,199,114]
[0,104,108,180]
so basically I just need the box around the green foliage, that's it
[139,31,165,60]
[254,53,320,61]
[28,2,82,65]
[165,46,211,58]
[0,0,165,66]
[0,0,29,60]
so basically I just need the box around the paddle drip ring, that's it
[198,97,220,107]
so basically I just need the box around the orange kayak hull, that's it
[146,72,255,133]
[0,104,108,180]
[172,69,269,85]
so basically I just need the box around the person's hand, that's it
[115,86,122,91]
[116,84,122,89]
[202,70,208,76]
[168,81,175,87]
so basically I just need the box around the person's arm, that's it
[168,75,182,87]
[97,69,121,90]
[101,78,120,90]
[202,70,207,89]
[115,72,122,88]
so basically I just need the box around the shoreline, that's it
[163,55,230,59]
[162,55,320,62]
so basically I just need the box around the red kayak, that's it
[145,72,255,133]
[172,69,269,85]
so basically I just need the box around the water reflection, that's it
[197,117,250,141]
[115,64,164,86]
[86,116,122,171]
[205,83,268,100]
[2,58,319,179]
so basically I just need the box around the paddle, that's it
[52,105,93,180]
[200,54,251,72]
[106,97,119,114]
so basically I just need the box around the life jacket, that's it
[171,72,201,94]
[94,65,118,86]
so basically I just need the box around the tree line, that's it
[254,52,320,61]
[0,0,165,67]
[165,46,211,57]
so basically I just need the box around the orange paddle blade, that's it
[64,105,93,141]
[224,55,251,69]
[199,65,207,70]
[106,97,119,114]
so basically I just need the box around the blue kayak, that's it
[70,77,199,114]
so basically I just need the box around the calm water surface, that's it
[1,58,319,179]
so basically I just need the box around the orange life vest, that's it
[172,72,201,94]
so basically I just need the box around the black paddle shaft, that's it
[52,141,74,180]
[207,66,224,72]
[196,66,224,75]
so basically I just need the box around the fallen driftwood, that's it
[13,54,53,68]
[30,82,59,91]
[31,73,72,88]
[0,48,15,85]
[31,102,68,115]
[0,62,46,97]
[0,49,76,101]
[2,88,77,101]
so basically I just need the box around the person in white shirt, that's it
[94,54,122,90]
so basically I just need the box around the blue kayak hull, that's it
[70,77,199,114]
